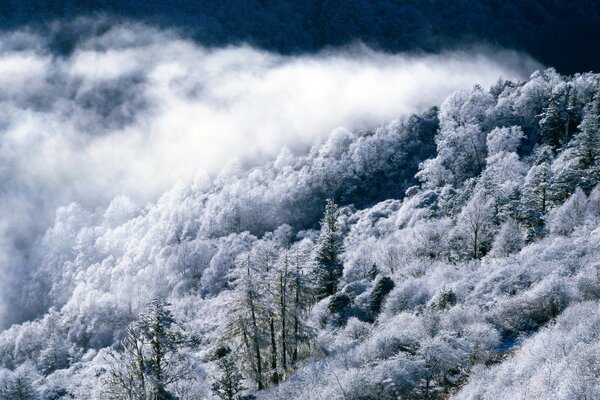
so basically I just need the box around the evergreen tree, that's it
[212,356,245,400]
[539,84,578,149]
[313,199,344,299]
[226,243,314,391]
[572,89,600,192]
[38,309,70,375]
[105,298,190,400]
[0,364,40,400]
[368,276,395,321]
[575,90,600,168]
[548,89,600,203]
[521,146,553,240]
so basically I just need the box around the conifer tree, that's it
[521,146,553,240]
[212,356,245,400]
[105,298,190,400]
[549,90,600,203]
[227,256,266,391]
[313,199,344,300]
[576,90,600,167]
[539,85,574,149]
[573,89,600,192]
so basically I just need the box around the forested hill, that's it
[2,0,600,74]
[1,68,600,399]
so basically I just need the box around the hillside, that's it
[0,67,599,399]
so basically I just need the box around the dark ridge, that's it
[1,0,600,74]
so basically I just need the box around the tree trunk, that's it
[270,316,279,385]
[247,264,263,390]
[473,228,478,260]
[280,270,288,374]
[250,303,263,390]
[292,264,300,366]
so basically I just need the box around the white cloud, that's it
[0,23,541,326]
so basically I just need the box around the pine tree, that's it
[105,298,190,400]
[539,85,575,149]
[572,89,600,192]
[368,276,395,321]
[0,364,40,400]
[521,146,553,240]
[250,239,280,386]
[313,199,344,300]
[549,90,600,203]
[227,255,266,391]
[38,309,70,375]
[212,356,245,400]
[272,253,291,381]
[576,90,600,168]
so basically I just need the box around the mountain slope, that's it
[1,68,600,399]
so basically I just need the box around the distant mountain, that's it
[2,0,600,73]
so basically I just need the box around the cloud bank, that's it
[0,22,540,327]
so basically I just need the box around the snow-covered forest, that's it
[1,63,600,399]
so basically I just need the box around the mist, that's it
[0,22,540,328]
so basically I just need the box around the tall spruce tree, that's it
[313,199,344,300]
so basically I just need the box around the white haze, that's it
[0,23,541,327]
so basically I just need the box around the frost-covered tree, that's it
[575,89,600,168]
[3,68,600,400]
[521,146,554,239]
[287,244,314,367]
[225,241,313,392]
[479,126,527,221]
[539,83,573,149]
[313,199,344,299]
[417,86,493,188]
[0,363,40,400]
[212,356,245,400]
[549,89,599,202]
[453,196,494,260]
[490,219,524,257]
[38,309,70,375]
[486,126,524,156]
[227,255,267,391]
[547,188,588,235]
[104,298,191,400]
[368,276,395,320]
